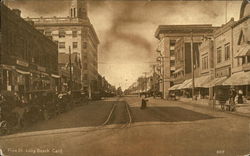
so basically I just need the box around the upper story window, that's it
[72,31,77,37]
[202,56,208,70]
[217,47,222,64]
[224,43,230,61]
[59,30,66,38]
[73,42,78,49]
[82,42,87,49]
[58,42,65,49]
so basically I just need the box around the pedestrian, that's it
[238,89,243,104]
[229,87,237,103]
[141,94,148,109]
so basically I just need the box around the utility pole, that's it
[191,31,195,100]
[162,56,166,99]
[69,46,73,92]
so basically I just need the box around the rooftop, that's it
[155,24,217,39]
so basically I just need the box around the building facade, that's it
[0,3,58,95]
[154,25,216,98]
[26,0,99,93]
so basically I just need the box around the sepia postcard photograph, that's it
[0,0,249,155]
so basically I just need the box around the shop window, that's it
[224,43,230,61]
[217,47,222,63]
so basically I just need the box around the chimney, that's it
[12,9,21,17]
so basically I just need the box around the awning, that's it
[223,71,250,86]
[195,75,210,88]
[203,76,228,88]
[177,79,192,89]
[16,69,30,75]
[168,84,181,91]
[234,44,250,58]
[51,74,60,78]
[178,76,210,89]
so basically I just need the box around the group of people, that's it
[0,91,86,135]
[229,87,244,104]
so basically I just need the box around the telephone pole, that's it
[69,46,73,92]
[190,31,195,100]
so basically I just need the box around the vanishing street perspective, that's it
[0,0,250,156]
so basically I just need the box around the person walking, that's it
[238,89,243,104]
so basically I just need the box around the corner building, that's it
[26,0,100,93]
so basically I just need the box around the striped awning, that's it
[168,84,181,91]
[234,44,250,58]
[177,79,192,89]
[223,71,250,86]
[203,76,228,88]
[195,75,210,88]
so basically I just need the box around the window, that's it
[170,50,175,56]
[224,43,230,61]
[73,42,78,49]
[170,60,175,66]
[83,55,87,60]
[59,30,65,38]
[72,31,77,37]
[202,56,208,70]
[217,47,222,63]
[58,42,65,49]
[82,42,87,49]
[248,56,250,63]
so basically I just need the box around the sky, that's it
[6,0,242,90]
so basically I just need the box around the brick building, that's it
[0,3,58,95]
[25,0,100,94]
[154,25,216,98]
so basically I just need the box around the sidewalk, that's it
[150,96,250,118]
[178,97,250,118]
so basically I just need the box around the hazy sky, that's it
[7,0,242,90]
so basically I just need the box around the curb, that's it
[151,98,250,119]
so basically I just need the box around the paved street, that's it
[0,96,250,156]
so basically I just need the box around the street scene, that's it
[0,0,250,156]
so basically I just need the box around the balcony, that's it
[243,63,250,71]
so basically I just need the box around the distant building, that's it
[25,0,100,93]
[154,25,216,98]
[0,3,58,95]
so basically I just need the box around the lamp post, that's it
[190,30,195,100]
[69,46,73,92]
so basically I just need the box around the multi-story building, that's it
[223,1,250,96]
[25,0,99,94]
[0,4,58,95]
[154,25,216,98]
[168,0,250,99]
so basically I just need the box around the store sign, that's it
[16,59,29,67]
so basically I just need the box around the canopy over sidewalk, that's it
[168,84,181,91]
[234,44,250,58]
[203,76,228,88]
[223,71,250,86]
